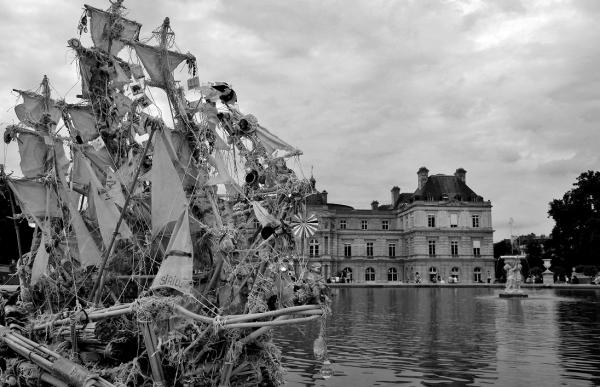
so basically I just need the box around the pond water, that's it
[275,287,600,386]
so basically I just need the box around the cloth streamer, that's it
[150,208,194,295]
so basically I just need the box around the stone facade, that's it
[303,167,495,284]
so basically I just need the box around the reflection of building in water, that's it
[495,299,561,385]
[299,167,494,283]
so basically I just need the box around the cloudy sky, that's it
[1,0,598,241]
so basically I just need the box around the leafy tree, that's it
[547,171,600,270]
[524,237,544,272]
[493,239,512,258]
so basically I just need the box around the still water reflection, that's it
[275,287,600,386]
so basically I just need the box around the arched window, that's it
[309,239,319,257]
[365,267,375,282]
[387,267,398,282]
[473,267,482,283]
[343,267,353,283]
[451,266,460,283]
[429,266,438,282]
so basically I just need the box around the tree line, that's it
[494,170,600,280]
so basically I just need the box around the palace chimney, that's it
[321,190,328,204]
[371,200,379,210]
[391,186,400,205]
[417,167,429,190]
[455,168,466,183]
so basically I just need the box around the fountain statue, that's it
[499,255,528,298]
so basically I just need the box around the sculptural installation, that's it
[499,255,528,298]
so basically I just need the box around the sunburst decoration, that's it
[290,213,318,239]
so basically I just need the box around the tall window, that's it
[309,239,319,257]
[340,220,347,230]
[473,240,481,257]
[472,215,480,228]
[323,236,329,255]
[429,266,437,282]
[451,240,459,256]
[427,214,436,227]
[450,214,458,228]
[388,243,396,257]
[344,243,352,257]
[387,267,398,281]
[366,242,374,257]
[428,240,436,256]
[343,267,353,282]
[451,266,460,282]
[361,220,368,230]
[365,267,375,281]
[474,267,482,282]
[382,220,389,230]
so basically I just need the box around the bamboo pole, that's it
[173,304,323,327]
[139,319,167,387]
[223,304,321,323]
[224,315,319,329]
[1,326,115,387]
[239,316,289,344]
[33,304,133,330]
[40,372,70,387]
[90,124,158,304]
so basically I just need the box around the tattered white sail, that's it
[255,124,298,155]
[15,131,69,178]
[85,4,141,56]
[152,128,188,235]
[14,90,61,130]
[16,132,47,178]
[106,169,126,208]
[150,208,193,295]
[71,145,114,187]
[7,179,61,220]
[65,105,99,142]
[207,151,236,186]
[56,168,103,268]
[30,232,50,285]
[83,158,133,247]
[132,42,192,86]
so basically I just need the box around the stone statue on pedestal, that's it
[500,255,528,298]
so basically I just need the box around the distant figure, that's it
[415,272,422,284]
[487,271,492,284]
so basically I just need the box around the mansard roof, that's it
[414,174,482,202]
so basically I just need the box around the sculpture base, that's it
[499,293,528,298]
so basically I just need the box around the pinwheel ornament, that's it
[290,213,319,239]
